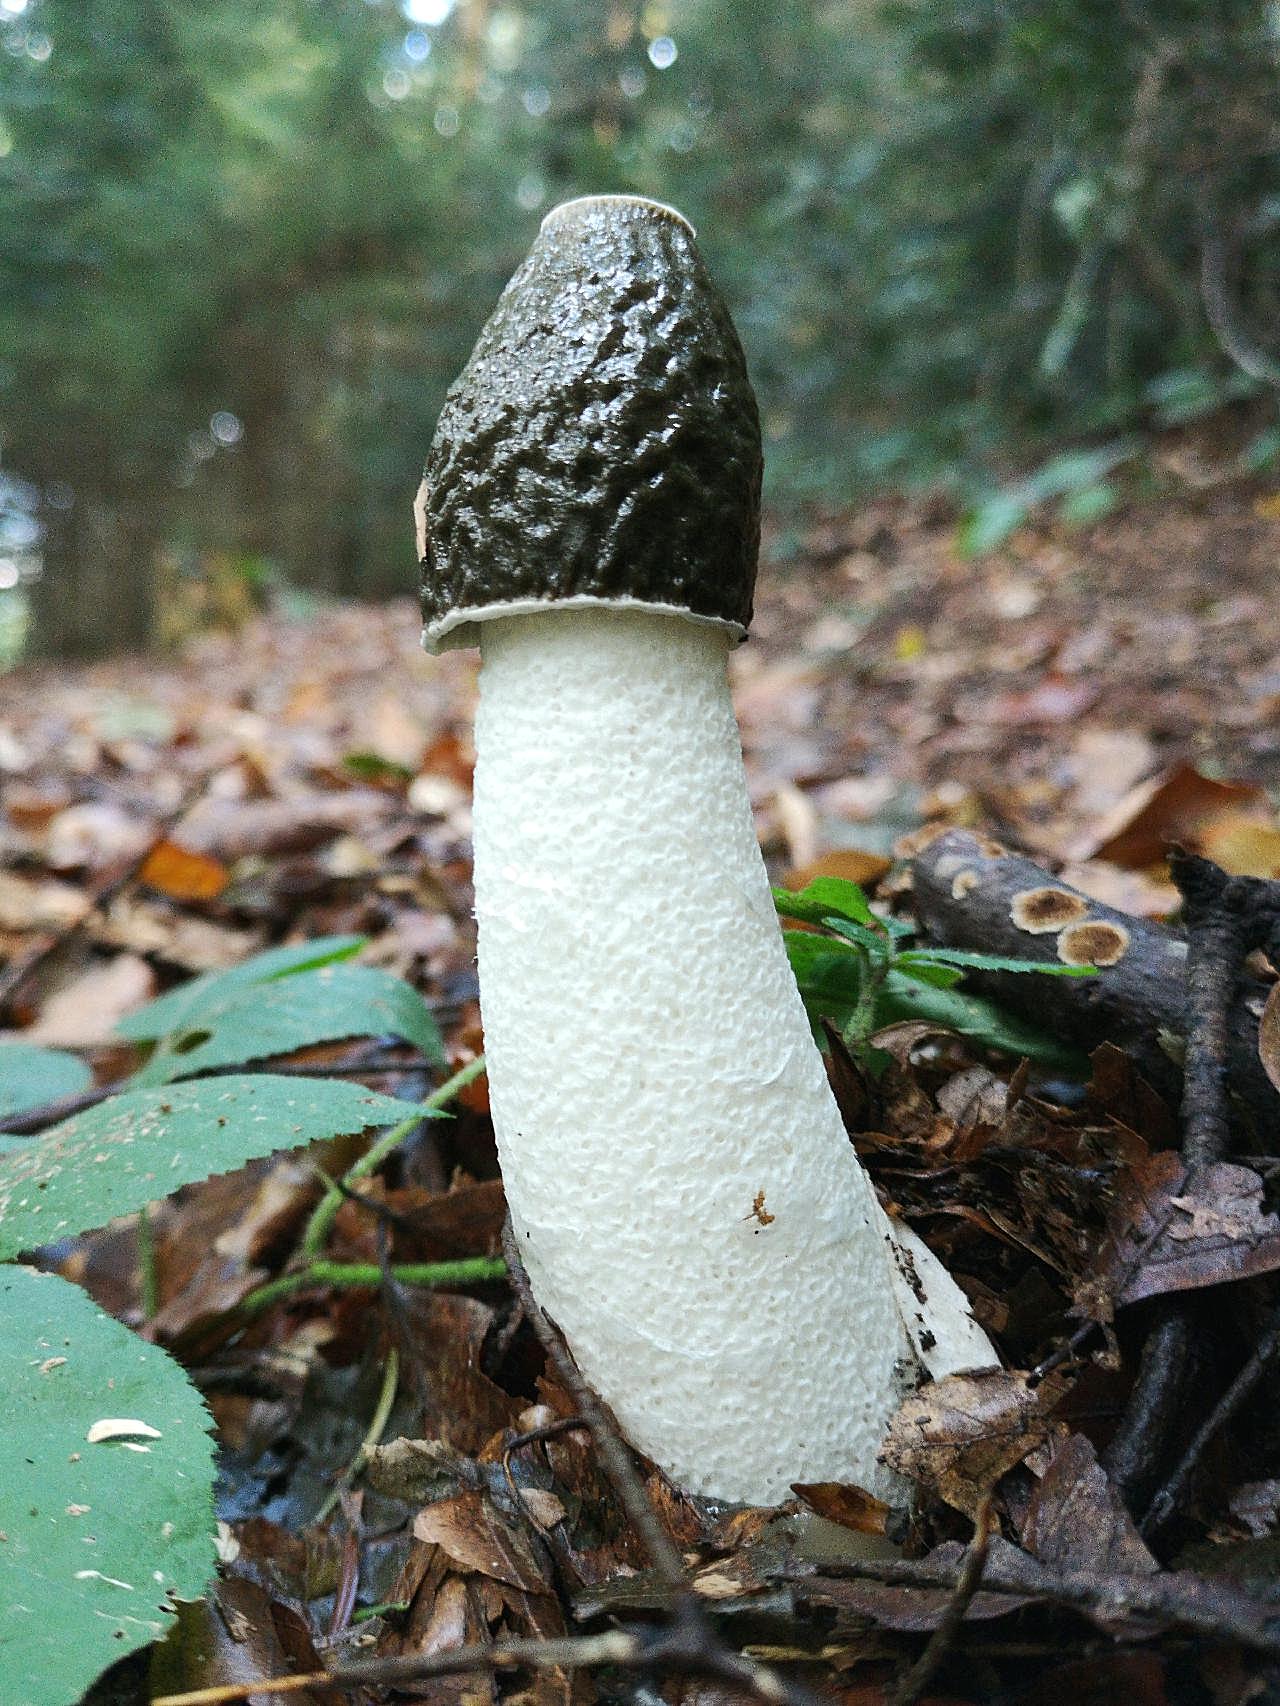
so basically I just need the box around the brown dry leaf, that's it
[149,1576,337,1706]
[881,1370,1055,1515]
[791,1482,890,1536]
[44,801,154,871]
[782,848,893,891]
[1097,1151,1280,1308]
[412,1489,552,1594]
[139,837,230,901]
[1199,813,1280,878]
[1020,1432,1156,1574]
[177,789,397,859]
[1086,764,1266,868]
[1261,983,1280,1093]
[95,897,264,970]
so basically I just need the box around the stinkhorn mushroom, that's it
[417,194,992,1505]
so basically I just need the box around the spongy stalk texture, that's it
[474,608,913,1504]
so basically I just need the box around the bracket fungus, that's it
[417,194,993,1505]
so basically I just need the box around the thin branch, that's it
[1142,1299,1280,1539]
[501,1215,687,1592]
[151,1605,828,1706]
[300,1053,486,1255]
[1105,852,1245,1516]
[892,1496,994,1706]
[788,1550,1280,1658]
[238,1256,506,1314]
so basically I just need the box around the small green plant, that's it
[0,939,498,1706]
[775,876,1094,1076]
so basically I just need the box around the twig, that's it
[238,1256,506,1314]
[300,1054,486,1255]
[1141,1298,1280,1539]
[1103,1307,1199,1511]
[151,1618,822,1706]
[892,1496,994,1706]
[314,1347,399,1525]
[787,1550,1280,1657]
[1105,852,1246,1516]
[1173,850,1244,1168]
[500,1215,687,1592]
[501,1415,590,1506]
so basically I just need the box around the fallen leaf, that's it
[26,954,155,1046]
[791,1481,890,1536]
[881,1369,1055,1515]
[782,848,893,891]
[1021,1432,1157,1575]
[139,839,230,901]
[413,1490,551,1594]
[1086,765,1266,868]
[1096,1152,1280,1308]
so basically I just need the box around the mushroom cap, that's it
[419,194,762,652]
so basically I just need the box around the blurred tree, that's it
[1,0,1278,657]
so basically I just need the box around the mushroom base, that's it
[473,608,974,1505]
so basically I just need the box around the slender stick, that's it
[300,1054,486,1256]
[239,1256,506,1314]
[501,1216,687,1592]
[1142,1300,1280,1538]
[314,1347,400,1525]
[892,1496,993,1706]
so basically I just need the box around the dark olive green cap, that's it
[418,195,762,651]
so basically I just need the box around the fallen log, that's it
[908,829,1277,1132]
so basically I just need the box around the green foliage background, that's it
[1,0,1277,654]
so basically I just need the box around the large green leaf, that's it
[0,1075,425,1258]
[0,1264,216,1706]
[129,963,445,1087]
[0,1045,92,1122]
[115,935,366,1041]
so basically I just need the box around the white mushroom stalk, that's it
[419,195,993,1506]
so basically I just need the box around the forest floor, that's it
[4,466,1280,1706]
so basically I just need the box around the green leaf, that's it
[955,491,1028,556]
[1056,479,1116,528]
[822,915,893,950]
[129,964,445,1087]
[783,932,863,1037]
[773,878,877,928]
[890,957,966,989]
[0,1265,216,1706]
[895,948,1095,976]
[0,1044,92,1122]
[116,935,367,1042]
[876,971,1090,1075]
[0,1075,426,1258]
